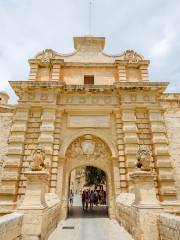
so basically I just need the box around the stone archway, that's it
[57,134,116,219]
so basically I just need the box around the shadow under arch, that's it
[59,129,118,158]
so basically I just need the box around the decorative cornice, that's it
[9,80,169,96]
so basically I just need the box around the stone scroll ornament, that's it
[31,146,47,171]
[124,50,144,63]
[136,145,153,171]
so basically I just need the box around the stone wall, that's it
[160,93,180,199]
[20,192,61,240]
[164,110,180,199]
[116,188,162,240]
[116,193,135,235]
[0,212,23,240]
[0,111,13,178]
[158,213,180,240]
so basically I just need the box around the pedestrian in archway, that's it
[90,190,94,209]
[94,189,99,206]
[82,190,86,211]
[85,190,90,211]
[69,189,74,207]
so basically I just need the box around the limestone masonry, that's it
[0,36,180,239]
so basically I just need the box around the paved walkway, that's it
[48,194,132,240]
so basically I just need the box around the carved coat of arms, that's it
[81,139,95,155]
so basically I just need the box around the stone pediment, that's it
[33,36,146,65]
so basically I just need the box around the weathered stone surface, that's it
[0,212,23,240]
[158,213,180,240]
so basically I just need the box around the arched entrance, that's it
[68,166,108,218]
[57,134,117,219]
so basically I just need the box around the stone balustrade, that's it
[0,212,23,240]
[158,213,180,240]
[116,193,136,236]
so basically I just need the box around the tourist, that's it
[94,189,99,206]
[85,190,90,211]
[69,189,74,207]
[90,190,94,209]
[82,190,86,211]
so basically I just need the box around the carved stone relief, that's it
[66,135,111,161]
[123,50,144,63]
[58,94,119,105]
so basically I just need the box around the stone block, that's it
[11,123,27,132]
[123,122,137,132]
[150,122,166,133]
[122,111,136,121]
[125,144,139,154]
[8,145,23,155]
[40,124,55,132]
[154,144,169,155]
[38,135,54,143]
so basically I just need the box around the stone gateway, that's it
[0,36,180,240]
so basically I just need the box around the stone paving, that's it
[48,195,132,240]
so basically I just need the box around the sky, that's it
[0,0,180,103]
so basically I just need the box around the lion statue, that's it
[136,145,153,171]
[31,146,46,171]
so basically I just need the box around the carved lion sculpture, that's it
[31,146,46,171]
[136,145,153,171]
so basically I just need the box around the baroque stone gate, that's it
[0,36,179,218]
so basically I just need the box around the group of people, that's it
[81,188,106,211]
[69,187,107,211]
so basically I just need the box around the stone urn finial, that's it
[136,145,153,172]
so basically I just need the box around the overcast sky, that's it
[0,0,180,103]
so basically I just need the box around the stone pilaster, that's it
[117,64,127,82]
[115,112,127,192]
[38,107,56,190]
[50,111,62,193]
[139,65,149,81]
[0,107,29,212]
[51,62,61,81]
[122,109,139,191]
[28,63,38,80]
[148,109,176,200]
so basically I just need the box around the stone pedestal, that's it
[19,171,49,210]
[18,171,49,240]
[130,170,159,206]
[130,171,162,240]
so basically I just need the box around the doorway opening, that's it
[68,166,108,218]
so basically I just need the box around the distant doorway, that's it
[68,166,108,218]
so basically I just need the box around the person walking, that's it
[69,189,74,207]
[90,190,94,209]
[82,190,86,211]
[85,190,90,211]
[94,189,98,206]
